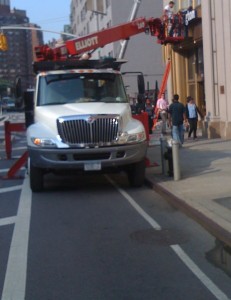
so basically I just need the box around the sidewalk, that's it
[146,128,231,247]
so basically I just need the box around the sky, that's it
[10,0,71,43]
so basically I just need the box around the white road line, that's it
[1,177,32,300]
[11,146,27,151]
[171,245,230,300]
[0,185,23,194]
[107,176,230,300]
[0,146,27,152]
[106,175,161,230]
[0,216,16,227]
[0,167,26,173]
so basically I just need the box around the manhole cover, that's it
[130,228,189,247]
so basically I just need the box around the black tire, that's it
[30,163,44,192]
[127,159,146,187]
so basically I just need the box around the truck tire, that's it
[127,159,146,187]
[30,162,44,193]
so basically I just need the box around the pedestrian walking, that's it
[156,93,169,134]
[168,94,186,145]
[185,96,203,140]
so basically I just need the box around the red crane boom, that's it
[35,16,184,62]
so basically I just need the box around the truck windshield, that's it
[37,72,128,106]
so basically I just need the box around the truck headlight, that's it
[127,132,146,143]
[31,138,57,148]
[118,131,146,144]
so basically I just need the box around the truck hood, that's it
[35,102,132,134]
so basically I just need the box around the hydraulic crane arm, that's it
[35,16,184,62]
[66,18,163,55]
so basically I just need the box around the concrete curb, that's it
[145,176,231,248]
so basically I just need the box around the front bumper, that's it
[28,142,147,170]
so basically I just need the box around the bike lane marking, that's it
[0,185,23,193]
[1,176,32,300]
[106,176,161,230]
[106,176,230,300]
[0,216,16,226]
[0,168,25,173]
[171,244,230,300]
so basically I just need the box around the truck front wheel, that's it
[127,159,146,187]
[29,161,44,192]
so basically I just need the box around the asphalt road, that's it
[0,114,231,300]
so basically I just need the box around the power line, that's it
[32,16,70,25]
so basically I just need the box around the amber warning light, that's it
[0,33,8,51]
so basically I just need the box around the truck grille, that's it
[57,115,120,147]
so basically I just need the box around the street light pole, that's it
[118,0,141,59]
[0,26,78,39]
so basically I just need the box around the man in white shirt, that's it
[164,1,175,18]
[164,1,175,36]
[156,93,169,134]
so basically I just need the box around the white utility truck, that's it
[27,59,147,192]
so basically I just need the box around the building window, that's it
[180,0,192,9]
[188,83,196,100]
[106,0,111,9]
[75,24,77,34]
[97,0,104,13]
[86,22,89,34]
[196,46,204,80]
[90,12,94,21]
[188,51,195,80]
[81,9,86,21]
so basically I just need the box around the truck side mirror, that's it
[24,90,34,128]
[137,74,145,95]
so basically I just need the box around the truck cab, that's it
[27,59,147,192]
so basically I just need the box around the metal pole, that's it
[118,0,141,59]
[0,26,77,38]
[160,136,167,175]
[4,121,11,159]
[172,140,181,181]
